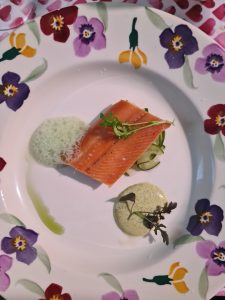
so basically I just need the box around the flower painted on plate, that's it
[102,290,139,300]
[9,32,36,56]
[40,6,78,43]
[204,104,225,136]
[0,32,36,63]
[195,44,225,82]
[9,32,36,57]
[73,16,106,57]
[1,226,38,265]
[119,17,147,69]
[143,262,189,294]
[0,255,13,292]
[215,286,225,297]
[100,273,139,300]
[0,72,30,111]
[186,199,224,236]
[159,24,198,68]
[40,283,72,300]
[196,240,225,276]
[0,158,6,171]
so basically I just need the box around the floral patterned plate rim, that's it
[0,3,225,300]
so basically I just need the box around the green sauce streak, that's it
[26,181,65,235]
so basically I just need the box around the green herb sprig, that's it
[119,193,177,245]
[153,130,165,151]
[100,112,173,139]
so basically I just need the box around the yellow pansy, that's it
[119,48,147,69]
[143,261,189,295]
[9,32,36,58]
[118,17,147,70]
[168,262,189,294]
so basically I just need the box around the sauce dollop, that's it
[113,182,167,236]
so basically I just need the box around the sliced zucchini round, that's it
[137,159,160,170]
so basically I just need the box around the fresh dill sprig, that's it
[119,193,177,245]
[100,112,173,139]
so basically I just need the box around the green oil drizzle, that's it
[26,181,64,235]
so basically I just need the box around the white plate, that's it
[0,4,225,300]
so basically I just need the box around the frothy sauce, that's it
[29,117,88,166]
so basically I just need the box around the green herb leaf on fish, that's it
[100,112,173,139]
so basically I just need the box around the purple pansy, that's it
[216,286,225,297]
[196,240,225,276]
[159,24,198,68]
[0,158,6,171]
[0,255,12,292]
[0,72,30,111]
[102,290,139,300]
[1,226,38,265]
[73,16,106,57]
[186,199,224,236]
[195,44,225,82]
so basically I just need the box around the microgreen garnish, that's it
[119,193,177,245]
[100,112,173,139]
[119,192,136,202]
[153,131,165,150]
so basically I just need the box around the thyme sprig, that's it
[119,193,177,245]
[100,112,173,139]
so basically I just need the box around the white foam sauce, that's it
[29,117,88,166]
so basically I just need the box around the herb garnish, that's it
[153,131,165,152]
[119,193,177,245]
[100,112,173,139]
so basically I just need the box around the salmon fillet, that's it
[67,100,171,185]
[67,100,146,171]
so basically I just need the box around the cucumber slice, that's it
[137,159,160,170]
[133,131,166,172]
[124,168,135,176]
[149,153,157,160]
[149,144,164,155]
[137,150,151,164]
[136,145,163,166]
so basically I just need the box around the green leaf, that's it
[16,279,45,297]
[27,20,40,44]
[26,181,65,235]
[145,7,168,30]
[99,273,124,294]
[183,56,196,89]
[36,245,51,273]
[0,295,6,300]
[23,58,48,83]
[173,234,204,248]
[198,267,208,299]
[96,3,108,31]
[214,133,225,161]
[0,213,25,227]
